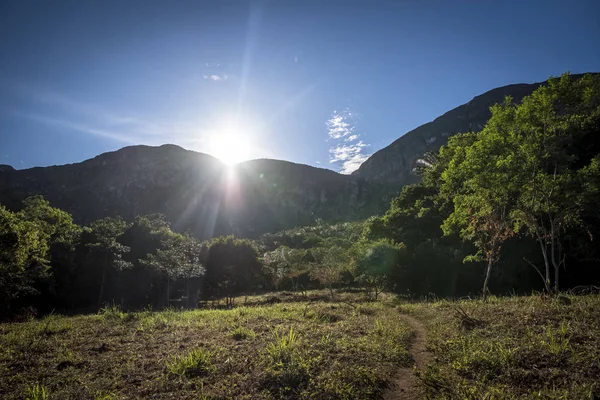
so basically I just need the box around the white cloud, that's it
[329,141,370,174]
[326,110,354,139]
[326,109,370,174]
[204,74,227,81]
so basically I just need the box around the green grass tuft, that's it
[166,347,215,378]
[25,383,49,400]
[230,326,256,341]
[265,327,299,366]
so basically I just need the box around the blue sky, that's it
[1,0,599,173]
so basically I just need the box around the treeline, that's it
[363,73,600,297]
[259,221,404,300]
[0,198,265,317]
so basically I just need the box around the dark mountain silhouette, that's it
[0,145,384,238]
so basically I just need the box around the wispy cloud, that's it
[326,110,354,140]
[329,141,370,174]
[12,112,145,144]
[204,74,227,81]
[14,85,173,137]
[9,85,202,146]
[326,109,370,174]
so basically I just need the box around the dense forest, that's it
[1,73,599,319]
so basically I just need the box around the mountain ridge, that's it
[0,144,383,239]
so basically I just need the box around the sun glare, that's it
[207,120,253,165]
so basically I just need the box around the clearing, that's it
[1,291,599,399]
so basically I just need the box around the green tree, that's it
[0,205,49,315]
[441,121,518,299]
[352,240,405,300]
[204,236,262,306]
[18,196,81,309]
[142,233,205,308]
[119,214,175,308]
[309,246,350,300]
[440,73,600,295]
[508,74,600,292]
[18,196,79,246]
[80,217,131,307]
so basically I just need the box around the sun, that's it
[206,121,253,165]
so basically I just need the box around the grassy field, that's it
[0,291,412,400]
[407,294,600,399]
[1,291,599,399]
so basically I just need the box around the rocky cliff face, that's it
[0,145,387,238]
[351,81,552,184]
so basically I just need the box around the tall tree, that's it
[508,74,600,292]
[17,196,81,309]
[440,108,519,299]
[142,233,205,308]
[204,236,262,306]
[0,205,49,316]
[440,73,600,294]
[80,217,131,307]
[352,240,404,300]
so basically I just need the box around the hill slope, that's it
[0,145,384,238]
[352,74,596,185]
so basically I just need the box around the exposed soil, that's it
[384,313,431,400]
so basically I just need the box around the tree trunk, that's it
[186,277,190,308]
[482,258,493,301]
[554,259,560,293]
[537,237,552,293]
[550,221,558,293]
[165,277,170,308]
[98,265,106,307]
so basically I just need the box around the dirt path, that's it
[384,313,431,400]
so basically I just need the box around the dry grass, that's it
[0,290,412,399]
[402,294,600,399]
[5,291,597,399]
